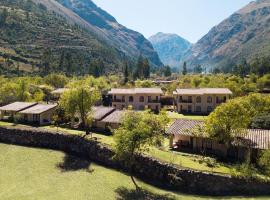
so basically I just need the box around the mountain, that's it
[53,0,162,67]
[149,32,191,68]
[183,0,270,72]
[0,0,162,75]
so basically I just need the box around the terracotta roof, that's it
[19,104,57,114]
[167,119,270,150]
[0,102,38,112]
[51,88,69,95]
[101,110,126,124]
[91,106,115,121]
[233,129,270,150]
[166,119,205,136]
[175,88,232,95]
[109,88,163,95]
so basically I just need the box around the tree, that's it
[163,66,171,77]
[258,150,270,175]
[123,61,129,84]
[0,8,8,26]
[17,80,30,102]
[182,62,187,75]
[142,58,150,79]
[60,83,101,133]
[194,64,203,74]
[113,110,169,189]
[250,114,270,129]
[206,94,270,145]
[133,55,144,80]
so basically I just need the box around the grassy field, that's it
[1,143,270,200]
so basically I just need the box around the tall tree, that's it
[143,58,150,79]
[123,61,129,84]
[163,66,172,77]
[194,64,203,74]
[133,55,144,80]
[182,62,187,75]
[0,8,8,26]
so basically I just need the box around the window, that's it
[223,96,227,102]
[148,96,152,102]
[139,96,144,102]
[188,105,192,113]
[156,96,159,101]
[196,96,201,103]
[207,106,212,112]
[188,96,192,103]
[207,96,212,103]
[122,96,125,102]
[196,106,201,113]
[129,96,134,102]
[179,96,183,103]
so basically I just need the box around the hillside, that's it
[0,0,162,76]
[149,32,191,68]
[54,0,162,67]
[183,0,270,72]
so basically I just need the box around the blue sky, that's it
[93,0,252,43]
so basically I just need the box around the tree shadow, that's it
[56,154,94,173]
[115,187,176,200]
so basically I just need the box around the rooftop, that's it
[109,88,163,95]
[91,106,115,121]
[19,104,57,114]
[51,88,69,95]
[0,102,38,112]
[167,119,270,150]
[166,119,205,136]
[175,88,233,95]
[101,110,126,124]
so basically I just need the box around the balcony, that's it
[216,100,226,104]
[113,99,125,103]
[148,100,160,103]
[179,100,192,103]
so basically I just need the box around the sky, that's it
[93,0,252,43]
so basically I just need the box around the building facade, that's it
[109,88,163,112]
[173,88,232,114]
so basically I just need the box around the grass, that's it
[167,112,207,121]
[1,143,270,200]
[0,122,241,175]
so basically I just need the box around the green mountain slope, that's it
[183,0,270,72]
[0,0,162,76]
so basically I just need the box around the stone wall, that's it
[0,126,270,196]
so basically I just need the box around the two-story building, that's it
[173,88,232,114]
[108,88,163,112]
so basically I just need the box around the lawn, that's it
[1,143,269,200]
[0,122,242,175]
[167,111,207,121]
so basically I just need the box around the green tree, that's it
[194,64,203,74]
[0,8,8,26]
[113,110,169,189]
[133,55,144,80]
[17,80,30,102]
[143,58,150,79]
[206,94,270,145]
[250,114,270,129]
[182,62,187,75]
[163,66,172,77]
[123,61,129,84]
[60,83,100,133]
[258,150,270,175]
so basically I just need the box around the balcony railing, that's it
[179,100,193,103]
[113,99,125,103]
[148,100,160,103]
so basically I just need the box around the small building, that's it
[173,88,232,114]
[89,106,115,129]
[167,119,270,160]
[18,104,58,125]
[0,102,38,121]
[97,110,126,131]
[109,88,163,112]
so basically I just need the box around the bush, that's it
[250,114,270,129]
[258,150,270,176]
